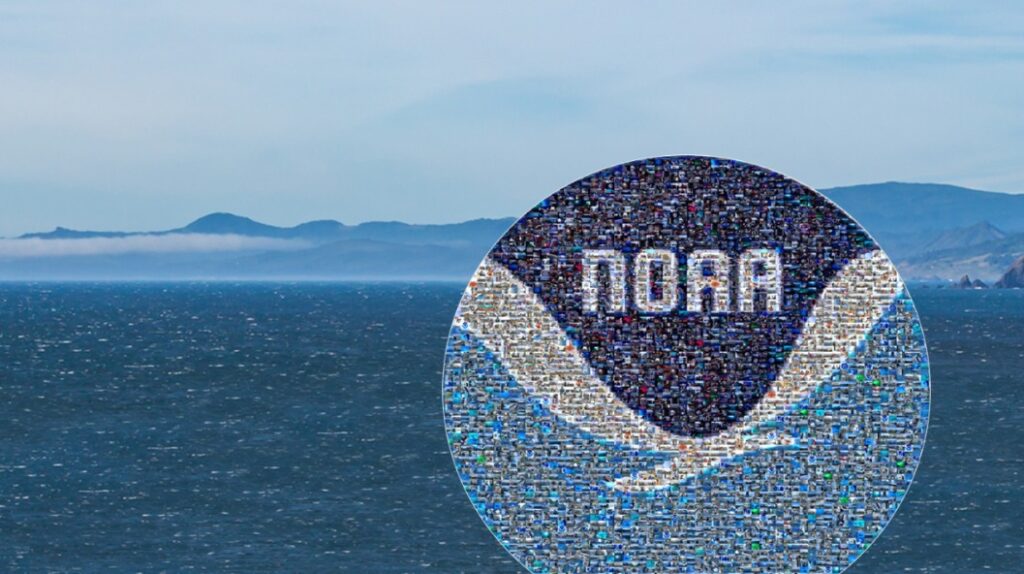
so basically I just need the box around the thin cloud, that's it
[0,233,309,258]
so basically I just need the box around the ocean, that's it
[0,283,1020,573]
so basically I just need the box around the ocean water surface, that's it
[0,283,1020,573]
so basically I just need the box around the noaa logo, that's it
[443,156,929,573]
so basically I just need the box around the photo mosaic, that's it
[442,156,930,573]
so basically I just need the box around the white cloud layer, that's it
[0,234,309,258]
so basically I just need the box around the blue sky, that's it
[0,1,1022,236]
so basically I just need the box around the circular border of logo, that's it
[442,155,930,574]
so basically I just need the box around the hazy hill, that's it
[917,221,1007,254]
[178,213,298,237]
[818,183,1024,280]
[20,212,515,248]
[1,215,515,280]
[820,182,1024,234]
[994,255,1024,288]
[4,182,1024,281]
[896,231,1024,282]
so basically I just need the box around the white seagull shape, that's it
[453,249,902,492]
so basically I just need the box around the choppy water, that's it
[0,283,1020,573]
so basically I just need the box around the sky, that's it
[0,1,1022,236]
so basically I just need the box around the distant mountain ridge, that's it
[821,182,1024,234]
[18,212,516,248]
[918,221,1007,254]
[995,255,1024,288]
[4,181,1024,281]
[819,183,1024,281]
[2,213,515,280]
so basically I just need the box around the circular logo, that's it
[443,156,929,573]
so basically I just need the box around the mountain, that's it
[339,218,514,247]
[820,182,1024,235]
[1,214,515,280]
[288,220,348,242]
[18,226,136,240]
[819,183,1024,265]
[19,213,515,248]
[918,221,1007,254]
[18,212,322,241]
[818,183,1024,280]
[178,212,294,237]
[994,255,1024,288]
[4,181,1024,281]
[883,230,1024,282]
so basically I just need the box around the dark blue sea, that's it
[0,284,1020,573]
